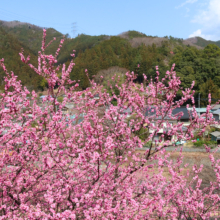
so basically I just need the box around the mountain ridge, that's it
[0,20,220,101]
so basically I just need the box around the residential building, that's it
[212,109,220,122]
[210,131,220,144]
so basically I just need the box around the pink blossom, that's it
[0,30,219,219]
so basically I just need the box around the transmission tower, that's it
[72,22,77,38]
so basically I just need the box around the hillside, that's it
[0,20,64,55]
[194,37,220,48]
[0,26,43,91]
[0,20,110,62]
[1,21,220,105]
[184,36,220,48]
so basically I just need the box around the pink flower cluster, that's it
[0,29,219,219]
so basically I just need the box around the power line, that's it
[0,8,72,27]
[0,8,90,36]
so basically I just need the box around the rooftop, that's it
[172,107,192,120]
[211,104,220,110]
[212,109,220,115]
[210,131,220,137]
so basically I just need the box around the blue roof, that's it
[69,115,76,119]
[64,114,85,126]
[195,108,207,113]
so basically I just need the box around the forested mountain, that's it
[1,20,220,105]
[170,44,220,103]
[0,26,43,91]
[70,35,169,89]
[0,20,64,55]
[188,36,220,48]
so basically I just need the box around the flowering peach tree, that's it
[0,30,220,219]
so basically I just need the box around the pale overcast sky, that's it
[0,0,219,41]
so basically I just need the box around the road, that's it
[137,145,220,153]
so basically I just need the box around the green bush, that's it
[57,96,63,103]
[193,140,217,147]
[144,141,152,148]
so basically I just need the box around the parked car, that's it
[175,140,186,146]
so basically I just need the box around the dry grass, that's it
[129,37,169,48]
[183,38,203,49]
[134,149,218,188]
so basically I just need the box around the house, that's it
[39,95,53,100]
[172,107,192,125]
[210,131,220,144]
[210,104,220,112]
[195,108,208,115]
[94,94,99,100]
[212,109,220,122]
[144,106,192,143]
[61,103,75,114]
[144,107,177,142]
[122,107,132,118]
[65,113,84,126]
[187,107,207,115]
[60,102,85,126]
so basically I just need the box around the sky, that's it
[0,0,220,41]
